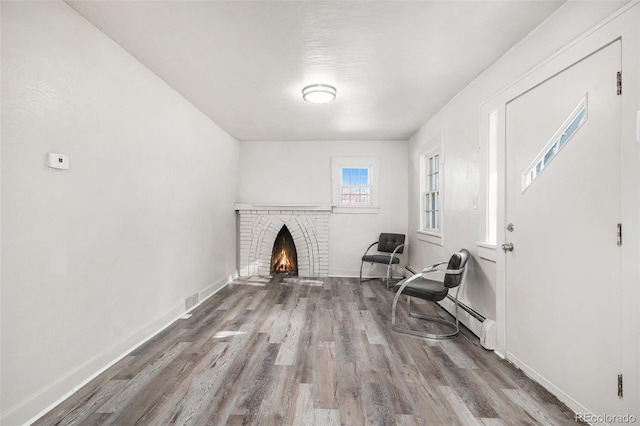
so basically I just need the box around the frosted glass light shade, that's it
[302,84,336,103]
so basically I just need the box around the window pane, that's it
[341,168,350,185]
[360,168,369,184]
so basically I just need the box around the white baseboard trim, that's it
[12,271,237,426]
[506,352,590,422]
[194,271,239,312]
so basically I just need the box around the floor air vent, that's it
[185,293,199,311]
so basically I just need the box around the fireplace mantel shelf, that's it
[234,203,333,212]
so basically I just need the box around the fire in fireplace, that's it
[271,225,298,276]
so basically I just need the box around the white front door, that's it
[505,40,622,417]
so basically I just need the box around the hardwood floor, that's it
[36,276,579,425]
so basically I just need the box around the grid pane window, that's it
[341,167,371,205]
[423,154,440,231]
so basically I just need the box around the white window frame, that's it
[486,109,499,245]
[475,108,500,262]
[331,157,380,214]
[339,167,372,206]
[417,135,443,245]
[421,151,441,231]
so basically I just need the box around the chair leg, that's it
[392,287,461,340]
[361,260,397,288]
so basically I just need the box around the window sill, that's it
[476,242,497,262]
[332,206,380,214]
[416,230,443,246]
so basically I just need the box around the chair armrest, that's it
[362,241,379,258]
[423,266,465,275]
[420,261,448,273]
[382,243,408,267]
[392,270,425,300]
[390,243,407,258]
[421,261,464,275]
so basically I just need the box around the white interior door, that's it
[505,40,622,416]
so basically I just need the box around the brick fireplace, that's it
[235,204,330,277]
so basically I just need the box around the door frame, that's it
[480,2,640,417]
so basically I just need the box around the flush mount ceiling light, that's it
[302,84,337,104]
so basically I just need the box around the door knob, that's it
[502,242,514,252]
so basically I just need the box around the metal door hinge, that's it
[617,223,622,246]
[617,71,622,95]
[618,374,623,398]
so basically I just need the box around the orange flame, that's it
[274,248,291,273]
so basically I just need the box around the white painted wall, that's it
[0,2,239,424]
[408,0,638,418]
[238,140,408,277]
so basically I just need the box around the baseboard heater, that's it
[404,266,496,350]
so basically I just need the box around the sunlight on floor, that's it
[213,330,248,339]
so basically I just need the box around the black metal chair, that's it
[391,249,470,340]
[359,233,406,289]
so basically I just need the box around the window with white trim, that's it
[421,151,441,232]
[331,157,380,213]
[476,106,499,261]
[340,167,371,205]
[486,109,498,245]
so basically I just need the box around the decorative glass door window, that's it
[341,167,370,205]
[522,96,588,191]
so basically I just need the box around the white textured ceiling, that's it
[66,1,565,141]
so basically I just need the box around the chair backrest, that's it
[443,249,470,288]
[378,233,406,254]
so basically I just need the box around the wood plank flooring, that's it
[36,276,579,425]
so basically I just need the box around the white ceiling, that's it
[66,1,565,141]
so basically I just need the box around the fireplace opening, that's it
[271,225,298,276]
